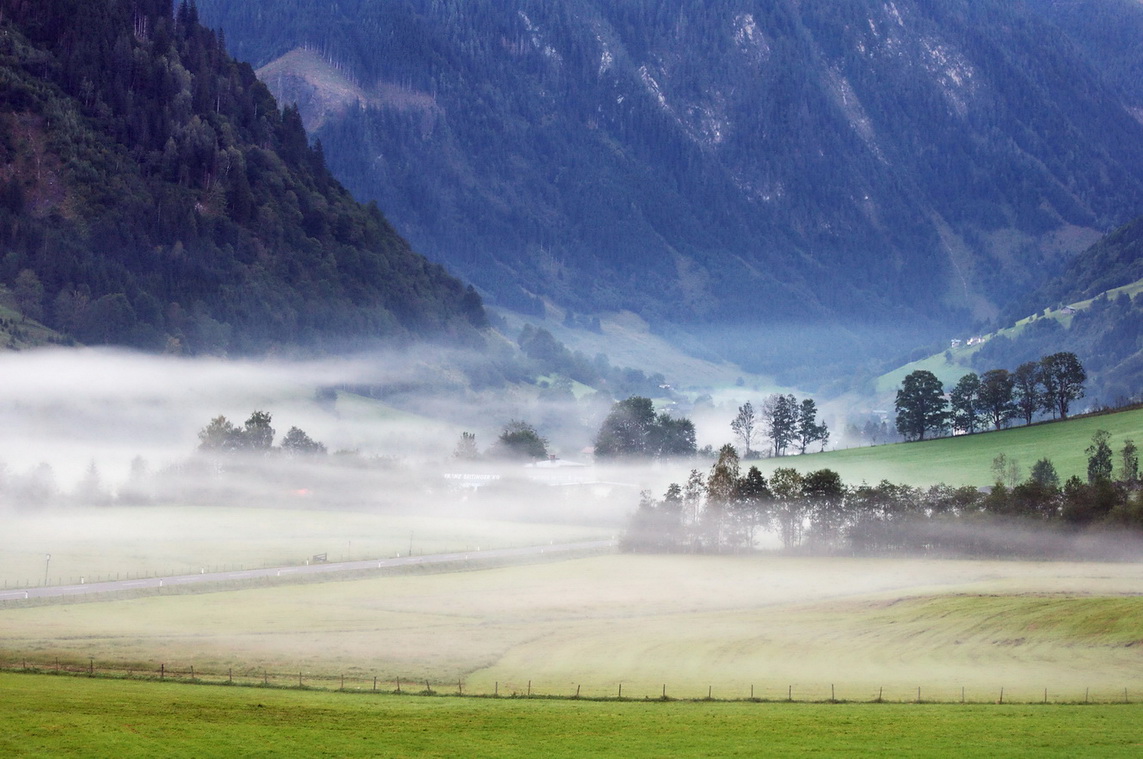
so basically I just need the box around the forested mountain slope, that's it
[196,0,1143,381]
[970,215,1143,405]
[0,0,485,354]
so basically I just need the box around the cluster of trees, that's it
[895,352,1086,441]
[730,396,828,458]
[0,0,484,353]
[449,395,697,464]
[624,431,1143,557]
[197,411,327,456]
[594,396,696,459]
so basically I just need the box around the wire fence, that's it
[1,659,1137,705]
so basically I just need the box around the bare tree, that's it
[730,401,759,458]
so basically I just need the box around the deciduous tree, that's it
[1013,361,1041,425]
[1086,429,1113,483]
[1039,352,1086,419]
[730,401,759,458]
[978,368,1015,430]
[496,420,548,461]
[894,370,949,441]
[949,373,983,434]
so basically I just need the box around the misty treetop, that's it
[624,432,1143,558]
[197,411,326,456]
[494,420,549,462]
[593,396,696,459]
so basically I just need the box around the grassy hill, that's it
[753,406,1143,487]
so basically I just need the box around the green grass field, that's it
[757,406,1143,487]
[2,673,1142,758]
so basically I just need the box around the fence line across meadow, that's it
[0,659,1137,706]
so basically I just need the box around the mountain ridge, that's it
[196,0,1143,381]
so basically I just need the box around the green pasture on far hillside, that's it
[760,407,1143,487]
[2,673,1142,758]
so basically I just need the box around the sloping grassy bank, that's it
[766,406,1143,487]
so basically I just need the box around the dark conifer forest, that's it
[0,0,485,353]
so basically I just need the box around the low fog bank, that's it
[624,455,1143,562]
[0,346,686,526]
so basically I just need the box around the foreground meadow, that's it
[2,673,1142,758]
[3,554,1141,702]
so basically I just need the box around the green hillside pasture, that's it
[3,675,1142,758]
[0,506,610,590]
[762,406,1143,487]
[3,555,1141,703]
[874,277,1143,395]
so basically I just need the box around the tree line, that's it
[729,396,828,458]
[453,395,698,463]
[623,429,1142,558]
[197,411,327,456]
[895,351,1086,442]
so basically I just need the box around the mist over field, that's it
[2,344,1142,706]
[0,345,684,525]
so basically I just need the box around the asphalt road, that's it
[0,540,615,603]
